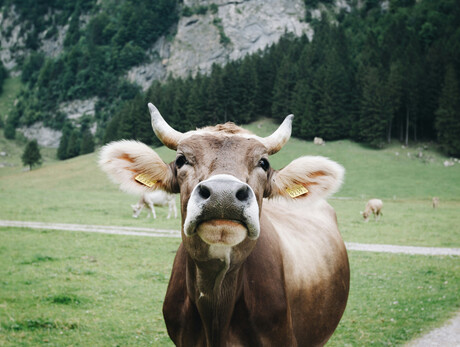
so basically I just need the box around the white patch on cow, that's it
[183,174,260,239]
[208,244,232,262]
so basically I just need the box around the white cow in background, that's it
[361,199,383,222]
[314,137,325,145]
[132,191,177,219]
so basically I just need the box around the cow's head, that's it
[100,103,344,264]
[131,203,142,218]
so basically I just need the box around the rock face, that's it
[0,10,25,73]
[59,98,98,120]
[2,0,314,145]
[3,0,312,89]
[128,0,312,89]
[0,8,69,73]
[18,122,62,148]
[171,0,311,77]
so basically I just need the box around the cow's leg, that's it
[167,203,172,219]
[145,203,154,218]
[148,204,156,219]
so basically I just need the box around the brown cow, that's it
[99,103,349,346]
[432,197,439,209]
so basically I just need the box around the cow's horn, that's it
[261,114,294,155]
[148,103,184,150]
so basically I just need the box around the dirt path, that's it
[405,309,460,347]
[2,220,459,256]
[1,219,459,344]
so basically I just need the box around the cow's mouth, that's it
[196,219,248,246]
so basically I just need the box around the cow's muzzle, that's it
[183,174,260,241]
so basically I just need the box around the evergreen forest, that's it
[1,0,460,157]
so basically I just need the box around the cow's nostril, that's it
[198,185,211,200]
[236,186,249,202]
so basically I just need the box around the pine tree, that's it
[220,62,240,122]
[271,56,297,122]
[291,79,316,139]
[0,60,7,93]
[22,140,42,170]
[117,102,135,139]
[80,130,95,155]
[385,60,404,143]
[238,56,258,123]
[66,130,81,159]
[103,113,121,144]
[206,64,226,124]
[435,64,460,156]
[358,66,388,147]
[315,47,350,140]
[57,124,72,160]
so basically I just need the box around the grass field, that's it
[0,228,459,346]
[0,117,459,345]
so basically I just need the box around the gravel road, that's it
[1,219,459,344]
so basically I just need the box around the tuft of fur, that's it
[198,123,252,135]
[99,140,171,195]
[271,156,345,202]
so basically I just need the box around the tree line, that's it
[2,0,460,158]
[2,0,178,160]
[104,0,460,156]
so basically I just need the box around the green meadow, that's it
[0,117,459,345]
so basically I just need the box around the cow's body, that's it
[99,104,349,346]
[362,199,383,222]
[432,197,439,209]
[132,191,177,219]
[314,137,325,145]
[164,199,348,346]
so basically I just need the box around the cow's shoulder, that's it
[163,244,204,345]
[237,217,296,345]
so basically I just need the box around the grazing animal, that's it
[99,103,349,346]
[132,191,177,219]
[432,197,439,209]
[361,199,383,222]
[314,137,325,145]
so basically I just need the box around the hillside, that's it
[1,118,459,248]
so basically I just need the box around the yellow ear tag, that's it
[286,184,309,198]
[135,173,157,188]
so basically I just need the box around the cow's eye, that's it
[175,155,188,169]
[258,158,270,171]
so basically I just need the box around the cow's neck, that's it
[187,246,243,346]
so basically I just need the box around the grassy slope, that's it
[0,77,58,175]
[0,117,459,346]
[1,118,459,246]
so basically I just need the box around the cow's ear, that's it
[99,140,177,194]
[269,156,344,201]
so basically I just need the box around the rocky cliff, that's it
[0,0,323,146]
[127,0,313,89]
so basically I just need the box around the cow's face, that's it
[99,104,344,264]
[172,132,274,262]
